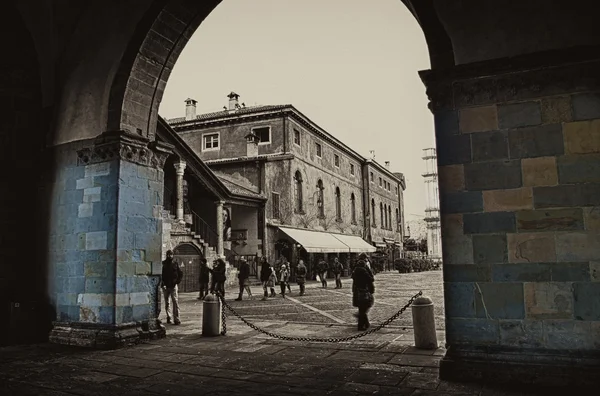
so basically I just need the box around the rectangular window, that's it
[370,172,374,182]
[395,187,398,195]
[315,142,322,158]
[271,192,280,219]
[334,154,340,167]
[350,164,355,175]
[293,129,300,145]
[252,126,271,144]
[203,133,219,150]
[379,177,382,187]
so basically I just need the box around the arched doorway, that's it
[173,243,203,293]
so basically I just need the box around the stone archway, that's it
[5,0,598,387]
[173,242,203,293]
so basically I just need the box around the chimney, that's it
[227,91,240,110]
[185,98,197,121]
[245,132,259,158]
[385,161,390,170]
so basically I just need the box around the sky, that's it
[159,0,435,226]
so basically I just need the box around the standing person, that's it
[161,250,183,325]
[197,258,210,300]
[351,259,375,331]
[280,256,292,293]
[317,259,328,288]
[279,264,290,298]
[235,259,252,301]
[359,252,374,277]
[332,257,343,289]
[296,259,307,296]
[210,258,227,298]
[259,257,273,301]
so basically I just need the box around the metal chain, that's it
[218,291,227,335]
[217,290,422,343]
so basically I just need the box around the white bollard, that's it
[411,296,438,349]
[202,294,222,336]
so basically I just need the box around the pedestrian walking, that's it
[279,263,290,298]
[351,259,375,331]
[235,259,252,301]
[296,259,307,296]
[317,259,328,288]
[210,258,226,298]
[332,257,343,289]
[259,257,276,300]
[197,258,210,300]
[161,250,183,325]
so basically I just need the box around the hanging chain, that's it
[218,291,227,335]
[216,290,422,343]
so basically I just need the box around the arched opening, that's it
[371,199,376,227]
[316,179,324,218]
[173,243,203,293]
[350,193,356,224]
[380,202,384,228]
[294,170,303,213]
[335,187,341,221]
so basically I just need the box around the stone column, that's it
[49,130,172,348]
[421,50,600,385]
[216,200,224,258]
[174,160,186,223]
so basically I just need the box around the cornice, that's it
[76,130,173,169]
[419,45,600,111]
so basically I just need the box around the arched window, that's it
[294,171,303,213]
[350,193,356,224]
[380,202,384,228]
[388,206,392,230]
[371,199,376,227]
[317,179,324,218]
[396,208,400,231]
[335,187,341,220]
[384,204,388,229]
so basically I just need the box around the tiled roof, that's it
[214,172,265,198]
[167,105,289,125]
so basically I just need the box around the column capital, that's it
[173,160,187,175]
[76,130,173,169]
[215,200,226,206]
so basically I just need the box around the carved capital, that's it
[77,130,173,169]
[173,160,187,175]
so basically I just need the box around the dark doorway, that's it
[173,243,203,292]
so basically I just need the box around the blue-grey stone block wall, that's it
[428,59,600,355]
[115,161,164,324]
[49,141,118,324]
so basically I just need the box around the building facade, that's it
[168,93,406,272]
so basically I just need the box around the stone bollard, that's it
[411,296,438,349]
[202,294,222,336]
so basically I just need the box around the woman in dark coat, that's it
[209,258,227,297]
[351,259,375,331]
[197,258,210,300]
[259,257,275,300]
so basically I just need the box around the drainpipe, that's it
[282,114,288,154]
[361,161,371,242]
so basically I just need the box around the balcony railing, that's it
[191,209,218,248]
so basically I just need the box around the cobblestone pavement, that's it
[0,271,570,395]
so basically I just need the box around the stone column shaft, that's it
[216,200,224,257]
[174,161,186,222]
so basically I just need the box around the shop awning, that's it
[330,233,376,253]
[277,226,350,253]
[384,238,397,244]
[373,240,387,248]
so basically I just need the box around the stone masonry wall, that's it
[427,56,600,353]
[115,160,164,324]
[49,142,118,324]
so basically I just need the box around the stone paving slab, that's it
[0,272,583,395]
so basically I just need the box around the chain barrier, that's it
[216,290,423,342]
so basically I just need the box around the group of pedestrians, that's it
[160,250,376,331]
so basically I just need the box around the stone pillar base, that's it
[440,346,600,389]
[49,320,166,349]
